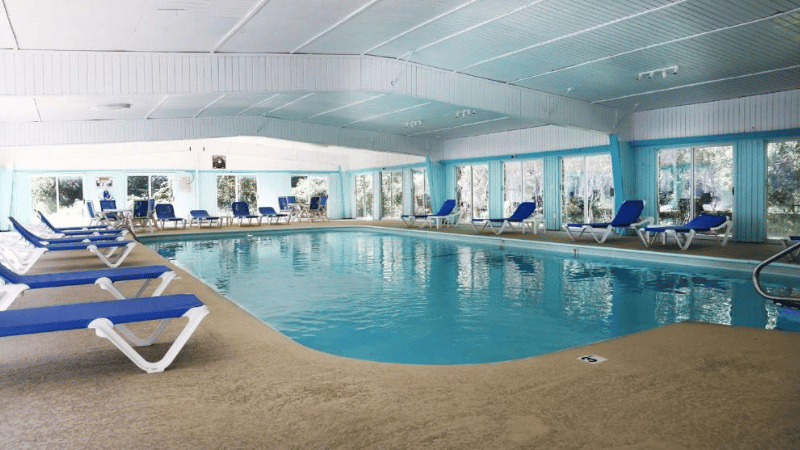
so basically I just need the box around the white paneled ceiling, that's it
[0,0,798,140]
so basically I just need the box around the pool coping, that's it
[139,225,800,278]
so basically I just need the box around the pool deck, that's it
[2,220,799,449]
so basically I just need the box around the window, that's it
[767,140,800,239]
[31,175,84,224]
[355,173,374,219]
[412,168,430,215]
[503,159,543,217]
[127,175,173,207]
[291,175,328,203]
[561,155,613,225]
[216,175,257,214]
[657,146,732,225]
[456,164,489,220]
[381,171,403,219]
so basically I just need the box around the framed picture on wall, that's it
[96,176,113,188]
[212,155,226,169]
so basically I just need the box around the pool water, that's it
[148,229,792,365]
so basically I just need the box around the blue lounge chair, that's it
[279,196,303,222]
[0,262,177,310]
[638,214,731,250]
[7,217,137,271]
[189,210,221,228]
[86,200,107,226]
[130,199,156,231]
[781,236,800,260]
[232,202,261,226]
[35,210,122,236]
[258,206,288,224]
[401,199,457,228]
[154,204,186,230]
[99,199,125,227]
[0,294,208,373]
[564,200,651,243]
[9,217,125,245]
[471,202,538,235]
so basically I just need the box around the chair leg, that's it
[87,305,209,373]
[95,271,178,299]
[87,243,137,268]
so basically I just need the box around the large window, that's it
[127,175,173,207]
[456,164,489,220]
[31,175,84,224]
[355,173,374,219]
[412,168,430,215]
[381,171,403,219]
[657,146,732,225]
[767,139,800,239]
[291,175,328,203]
[561,155,613,225]
[504,159,543,217]
[217,175,257,214]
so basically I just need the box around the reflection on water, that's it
[150,230,786,365]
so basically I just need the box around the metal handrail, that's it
[752,240,800,308]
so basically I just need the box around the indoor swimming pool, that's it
[146,228,794,365]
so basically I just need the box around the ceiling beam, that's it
[291,0,381,54]
[0,0,19,50]
[0,51,619,132]
[211,0,274,53]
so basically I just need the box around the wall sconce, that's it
[636,65,679,81]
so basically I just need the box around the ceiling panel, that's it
[515,10,800,105]
[35,96,162,122]
[408,116,542,141]
[405,0,676,72]
[598,66,800,112]
[4,0,255,52]
[196,92,279,118]
[149,94,223,119]
[365,0,532,58]
[237,92,316,117]
[0,97,39,122]
[301,0,467,54]
[219,0,369,53]
[303,95,431,127]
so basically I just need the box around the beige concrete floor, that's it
[1,220,799,449]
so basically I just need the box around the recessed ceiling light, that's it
[90,103,132,111]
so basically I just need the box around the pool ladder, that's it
[752,240,800,309]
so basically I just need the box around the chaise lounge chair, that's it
[258,207,288,224]
[471,202,538,235]
[0,262,177,310]
[781,236,800,260]
[35,210,123,236]
[232,202,261,226]
[154,204,187,230]
[401,199,457,229]
[637,214,732,250]
[7,217,138,272]
[189,210,221,228]
[564,200,651,244]
[0,293,208,373]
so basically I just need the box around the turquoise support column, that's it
[609,134,625,211]
[488,160,504,218]
[543,156,561,230]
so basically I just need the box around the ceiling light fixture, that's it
[405,120,423,128]
[636,65,679,81]
[90,103,132,111]
[454,109,476,119]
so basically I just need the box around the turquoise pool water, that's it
[147,228,791,365]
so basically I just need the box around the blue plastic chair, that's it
[401,199,456,228]
[154,204,186,230]
[258,206,288,224]
[231,202,261,226]
[639,214,731,250]
[0,294,208,373]
[471,202,537,235]
[564,200,650,243]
